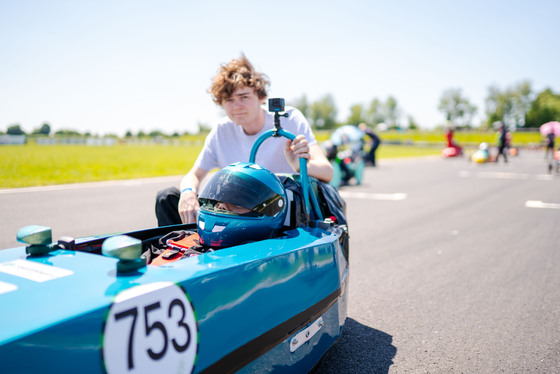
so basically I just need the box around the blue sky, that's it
[1,0,559,136]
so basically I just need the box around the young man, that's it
[156,55,333,226]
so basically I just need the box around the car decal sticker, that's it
[0,260,73,282]
[102,281,198,374]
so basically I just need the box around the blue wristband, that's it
[181,187,195,194]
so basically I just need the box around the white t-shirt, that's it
[194,106,317,173]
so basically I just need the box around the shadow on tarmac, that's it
[314,318,396,374]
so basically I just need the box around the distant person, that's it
[155,54,333,226]
[442,123,463,157]
[445,124,454,148]
[545,130,555,160]
[358,123,381,166]
[495,122,508,163]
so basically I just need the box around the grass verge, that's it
[1,134,533,188]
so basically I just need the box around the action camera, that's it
[268,98,285,112]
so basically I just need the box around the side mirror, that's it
[17,225,53,256]
[102,235,146,273]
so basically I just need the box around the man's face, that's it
[215,201,251,214]
[221,87,265,128]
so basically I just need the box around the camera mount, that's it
[268,98,289,136]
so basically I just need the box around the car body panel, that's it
[0,225,348,374]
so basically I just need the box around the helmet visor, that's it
[199,169,284,216]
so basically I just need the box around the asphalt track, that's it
[1,150,559,373]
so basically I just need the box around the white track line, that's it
[339,191,407,201]
[458,171,553,180]
[525,200,560,209]
[0,175,182,195]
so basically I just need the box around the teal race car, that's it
[0,101,349,374]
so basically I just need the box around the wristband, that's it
[181,187,196,194]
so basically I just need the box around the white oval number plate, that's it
[103,282,198,374]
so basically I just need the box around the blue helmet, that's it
[197,162,287,248]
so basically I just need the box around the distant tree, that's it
[485,80,532,128]
[149,130,166,138]
[32,122,51,135]
[485,86,508,127]
[366,98,385,125]
[291,95,311,119]
[310,94,338,129]
[197,122,211,134]
[407,115,419,130]
[384,96,402,129]
[510,81,532,127]
[137,130,146,137]
[438,88,478,127]
[125,130,133,137]
[7,124,25,135]
[525,88,560,128]
[346,103,366,125]
[55,129,81,136]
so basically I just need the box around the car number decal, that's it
[102,282,198,374]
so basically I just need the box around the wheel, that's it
[354,160,365,185]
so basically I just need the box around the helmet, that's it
[197,162,287,248]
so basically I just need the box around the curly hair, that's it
[208,54,270,105]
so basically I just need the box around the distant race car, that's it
[323,125,366,188]
[0,101,349,374]
[442,146,462,158]
[470,142,490,163]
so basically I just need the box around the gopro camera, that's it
[268,98,285,112]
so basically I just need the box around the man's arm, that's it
[178,166,209,223]
[285,135,333,183]
[307,143,334,182]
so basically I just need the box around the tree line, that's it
[294,80,560,131]
[3,80,559,137]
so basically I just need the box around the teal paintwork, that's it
[0,224,348,373]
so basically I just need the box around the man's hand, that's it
[285,135,310,172]
[178,190,199,223]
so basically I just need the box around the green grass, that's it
[1,144,202,188]
[0,129,545,188]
